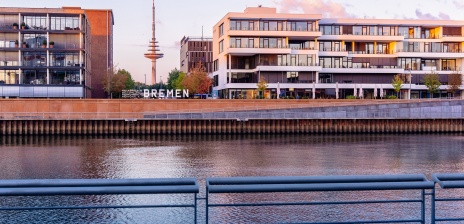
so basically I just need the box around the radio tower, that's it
[144,0,163,85]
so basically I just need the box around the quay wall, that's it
[0,99,462,135]
[0,119,462,135]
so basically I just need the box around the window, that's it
[213,60,218,71]
[219,23,224,36]
[219,40,223,53]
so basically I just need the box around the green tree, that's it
[102,67,135,98]
[423,72,441,98]
[172,72,186,89]
[181,62,212,95]
[391,74,404,98]
[256,76,268,99]
[166,68,183,89]
[119,69,135,90]
[447,72,462,96]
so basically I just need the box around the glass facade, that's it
[0,11,86,98]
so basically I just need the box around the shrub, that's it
[387,95,397,99]
[13,23,18,27]
[20,22,26,27]
[345,95,356,99]
[42,39,47,45]
[49,41,54,45]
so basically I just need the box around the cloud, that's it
[415,9,450,20]
[453,0,464,9]
[273,0,355,18]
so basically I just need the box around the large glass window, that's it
[23,16,47,30]
[442,59,456,71]
[23,69,47,84]
[219,40,223,53]
[398,58,421,70]
[22,52,47,67]
[50,16,80,30]
[22,34,47,49]
[50,52,80,67]
[50,70,80,85]
[0,70,19,84]
[219,23,224,36]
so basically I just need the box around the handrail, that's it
[0,178,199,223]
[206,174,433,224]
[432,173,464,223]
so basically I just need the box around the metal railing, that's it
[2,174,464,223]
[0,178,199,223]
[432,173,464,223]
[206,175,434,223]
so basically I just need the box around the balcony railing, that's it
[396,49,463,53]
[230,27,319,32]
[322,65,400,69]
[229,44,288,49]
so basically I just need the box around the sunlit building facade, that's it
[212,7,464,99]
[0,6,113,98]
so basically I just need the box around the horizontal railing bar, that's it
[207,174,428,185]
[207,182,434,193]
[435,218,464,222]
[434,198,464,202]
[0,178,198,188]
[308,220,421,224]
[0,204,196,211]
[0,185,199,196]
[208,199,423,207]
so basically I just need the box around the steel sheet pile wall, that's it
[0,119,462,135]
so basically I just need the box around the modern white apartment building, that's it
[212,6,464,99]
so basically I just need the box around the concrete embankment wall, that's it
[1,99,463,135]
[0,119,463,135]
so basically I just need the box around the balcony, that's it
[318,47,348,57]
[228,27,321,38]
[257,63,321,72]
[318,32,404,42]
[227,45,291,55]
[441,35,464,42]
[395,49,464,58]
[321,65,404,73]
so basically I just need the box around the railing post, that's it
[421,189,425,224]
[431,188,435,224]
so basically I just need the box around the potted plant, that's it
[42,39,47,48]
[22,41,27,48]
[13,23,18,29]
[49,41,54,48]
[20,22,26,29]
[14,40,19,48]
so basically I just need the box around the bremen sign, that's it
[144,89,189,98]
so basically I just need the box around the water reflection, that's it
[0,134,463,223]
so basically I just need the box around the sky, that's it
[4,0,464,84]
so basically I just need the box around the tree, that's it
[172,72,186,89]
[423,72,441,98]
[391,74,404,98]
[256,76,268,99]
[181,62,212,95]
[166,68,183,89]
[102,67,135,98]
[447,72,462,96]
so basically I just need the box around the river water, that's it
[0,134,463,223]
